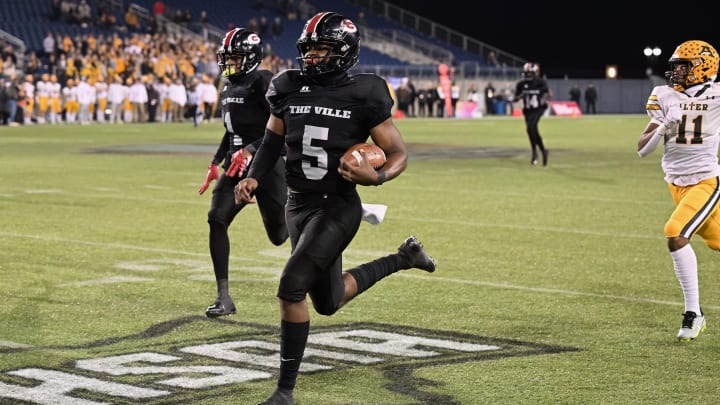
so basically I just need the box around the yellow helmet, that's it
[666,40,719,91]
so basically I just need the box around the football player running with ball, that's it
[198,28,288,318]
[233,12,437,405]
[637,39,720,342]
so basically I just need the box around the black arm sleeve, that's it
[246,128,284,180]
[245,138,262,155]
[211,131,231,165]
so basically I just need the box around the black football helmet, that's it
[296,11,360,77]
[522,62,539,79]
[217,28,263,79]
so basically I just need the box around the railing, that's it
[350,0,526,68]
[365,28,453,64]
[354,62,521,81]
[0,29,26,71]
[129,3,204,41]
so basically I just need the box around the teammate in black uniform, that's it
[514,62,552,166]
[234,12,438,405]
[198,28,288,318]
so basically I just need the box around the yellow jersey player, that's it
[637,39,720,342]
[62,78,79,124]
[48,75,62,124]
[36,73,50,124]
[21,75,35,125]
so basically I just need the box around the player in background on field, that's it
[198,28,289,318]
[21,74,35,125]
[637,39,720,342]
[233,11,437,405]
[513,62,551,166]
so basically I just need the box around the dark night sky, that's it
[381,1,719,79]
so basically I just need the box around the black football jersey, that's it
[213,69,273,167]
[267,70,393,194]
[515,78,550,111]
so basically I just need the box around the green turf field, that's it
[1,115,719,404]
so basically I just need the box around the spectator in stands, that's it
[199,10,209,39]
[173,9,184,24]
[60,0,78,24]
[55,33,64,56]
[259,15,269,36]
[248,17,259,33]
[99,7,117,29]
[484,81,495,115]
[271,16,283,39]
[297,0,313,20]
[147,15,159,35]
[585,83,598,114]
[182,9,192,25]
[43,32,56,60]
[569,84,581,109]
[357,9,367,27]
[487,50,500,67]
[76,0,92,28]
[3,55,17,78]
[152,1,165,17]
[50,0,62,21]
[125,7,141,31]
[285,0,298,21]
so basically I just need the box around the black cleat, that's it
[398,235,437,272]
[531,155,538,165]
[542,149,549,166]
[258,387,294,405]
[205,298,236,318]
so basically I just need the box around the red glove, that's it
[198,163,219,195]
[226,149,252,178]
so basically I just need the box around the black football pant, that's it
[207,158,288,280]
[523,108,546,157]
[279,190,363,315]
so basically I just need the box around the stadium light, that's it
[605,65,618,79]
[643,46,663,77]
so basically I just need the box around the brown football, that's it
[341,143,386,169]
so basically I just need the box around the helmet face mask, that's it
[665,40,719,91]
[217,28,263,79]
[296,12,360,77]
[522,62,539,79]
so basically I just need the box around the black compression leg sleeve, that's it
[209,221,229,280]
[345,255,401,296]
[278,320,310,391]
